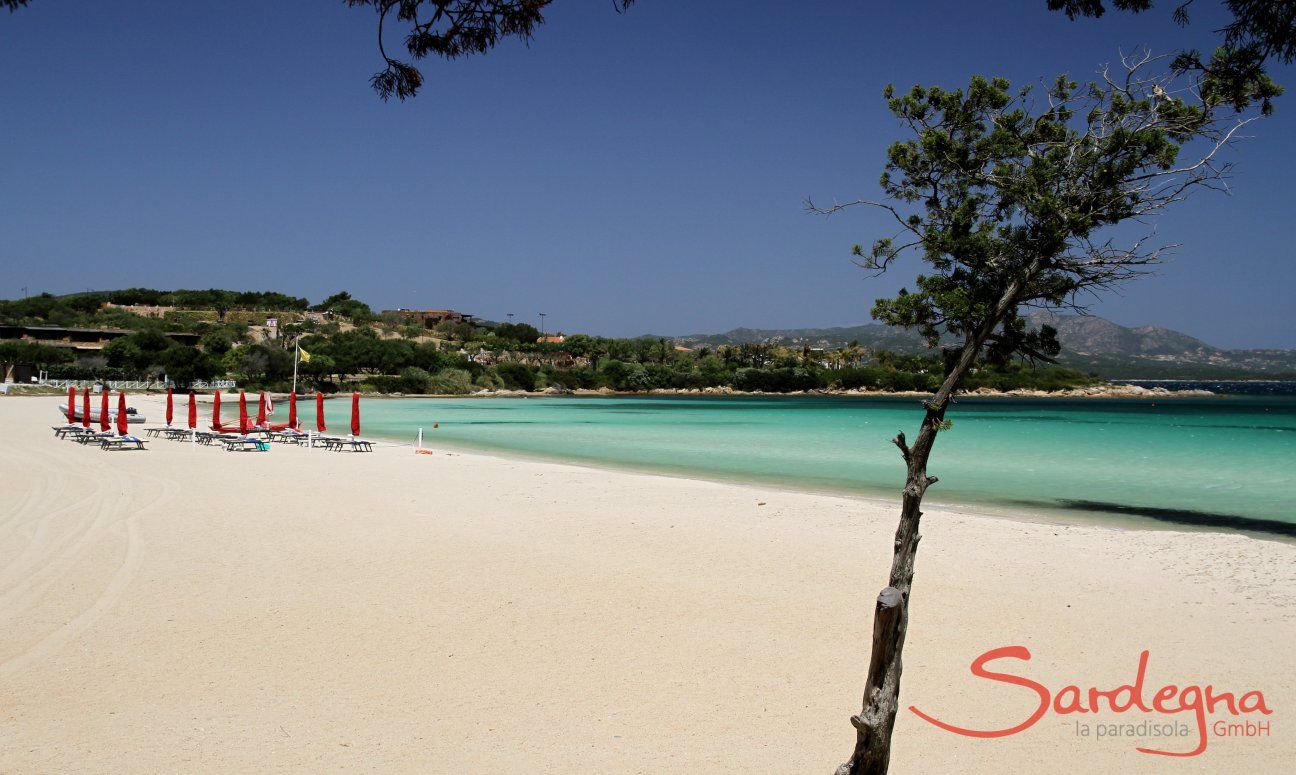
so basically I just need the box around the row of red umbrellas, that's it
[66,387,362,437]
[67,385,128,435]
[208,390,360,435]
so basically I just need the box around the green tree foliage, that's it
[2,285,1105,392]
[492,322,541,344]
[826,63,1264,774]
[102,331,174,372]
[347,0,635,100]
[427,367,474,394]
[432,320,478,342]
[0,275,1113,395]
[494,362,538,391]
[0,292,97,325]
[227,343,294,383]
[158,345,221,385]
[0,288,311,330]
[474,369,506,390]
[312,290,374,320]
[1047,0,1290,114]
[200,330,234,356]
[0,340,75,367]
[299,353,338,387]
[399,366,432,392]
[94,329,222,384]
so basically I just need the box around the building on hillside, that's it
[102,303,174,318]
[382,308,477,329]
[0,324,200,353]
[537,335,566,344]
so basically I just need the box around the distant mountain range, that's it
[670,312,1296,379]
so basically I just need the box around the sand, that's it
[1,394,1292,773]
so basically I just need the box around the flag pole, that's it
[292,337,299,395]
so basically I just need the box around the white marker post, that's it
[417,427,423,452]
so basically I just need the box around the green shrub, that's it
[733,366,827,392]
[544,366,598,389]
[399,366,431,393]
[474,370,505,390]
[495,362,538,391]
[427,368,474,395]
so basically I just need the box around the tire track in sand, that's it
[0,462,180,680]
[0,446,57,541]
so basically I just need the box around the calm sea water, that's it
[310,393,1296,537]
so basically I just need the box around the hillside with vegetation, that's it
[672,311,1296,379]
[0,289,1102,394]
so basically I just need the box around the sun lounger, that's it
[79,431,115,445]
[195,432,240,446]
[100,435,147,451]
[266,430,307,444]
[222,436,269,452]
[145,426,189,439]
[193,431,221,446]
[329,438,373,452]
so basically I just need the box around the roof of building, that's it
[4,324,134,335]
[0,324,200,342]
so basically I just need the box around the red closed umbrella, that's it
[165,387,174,426]
[238,391,249,434]
[81,388,91,428]
[66,386,76,424]
[316,392,326,432]
[116,392,129,436]
[350,392,360,437]
[288,392,298,430]
[213,390,222,429]
[99,389,110,432]
[188,391,197,429]
[256,392,267,427]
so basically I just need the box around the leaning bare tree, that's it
[812,53,1263,774]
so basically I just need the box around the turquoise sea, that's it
[310,393,1296,537]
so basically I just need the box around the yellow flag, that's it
[299,347,312,363]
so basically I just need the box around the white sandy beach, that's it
[1,394,1292,773]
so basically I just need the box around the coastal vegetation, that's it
[0,288,1101,395]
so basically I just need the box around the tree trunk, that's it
[833,587,906,775]
[836,262,1041,774]
[833,377,954,775]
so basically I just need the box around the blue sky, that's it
[2,1,1293,347]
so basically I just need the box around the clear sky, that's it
[2,1,1293,347]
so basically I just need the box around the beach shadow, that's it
[1058,499,1296,538]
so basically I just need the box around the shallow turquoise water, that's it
[307,395,1296,536]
